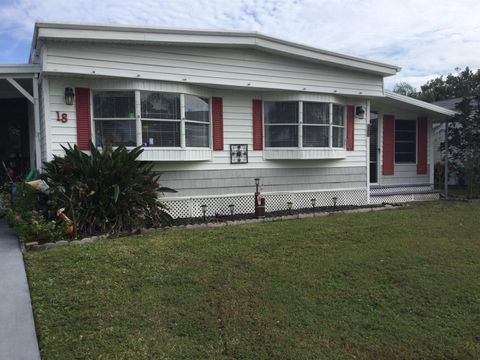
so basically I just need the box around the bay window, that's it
[264,101,346,148]
[93,90,210,148]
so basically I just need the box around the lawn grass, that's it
[25,201,480,359]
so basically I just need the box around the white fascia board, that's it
[385,90,458,117]
[34,22,400,76]
[0,64,41,75]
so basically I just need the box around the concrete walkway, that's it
[0,220,41,360]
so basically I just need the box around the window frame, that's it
[91,90,137,148]
[394,118,417,164]
[264,100,300,148]
[91,90,212,149]
[263,100,347,149]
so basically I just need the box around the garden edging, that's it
[23,203,407,252]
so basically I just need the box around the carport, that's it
[0,65,41,181]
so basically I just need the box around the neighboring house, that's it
[0,22,456,218]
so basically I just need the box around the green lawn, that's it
[25,202,480,359]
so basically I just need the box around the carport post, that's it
[32,75,41,171]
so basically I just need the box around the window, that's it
[395,119,416,163]
[332,104,345,148]
[93,91,136,147]
[264,101,345,148]
[93,90,210,148]
[264,101,299,147]
[141,92,181,147]
[303,102,329,147]
[185,95,210,147]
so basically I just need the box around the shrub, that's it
[1,183,67,244]
[43,143,175,237]
[6,208,67,244]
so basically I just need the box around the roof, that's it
[431,98,464,111]
[0,64,41,78]
[385,90,457,117]
[31,21,401,76]
[0,64,41,74]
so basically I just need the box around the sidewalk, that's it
[0,220,40,360]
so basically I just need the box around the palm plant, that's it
[43,142,176,237]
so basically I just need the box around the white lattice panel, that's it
[161,189,368,219]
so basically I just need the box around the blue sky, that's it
[1,0,479,90]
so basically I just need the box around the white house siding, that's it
[46,76,369,214]
[43,41,384,97]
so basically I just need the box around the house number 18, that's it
[56,111,68,123]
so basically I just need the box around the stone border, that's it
[23,203,407,252]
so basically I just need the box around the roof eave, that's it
[385,90,458,116]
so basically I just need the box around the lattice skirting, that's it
[161,188,368,219]
[369,192,440,204]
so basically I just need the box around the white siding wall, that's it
[44,41,384,97]
[47,76,368,173]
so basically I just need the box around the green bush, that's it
[1,183,67,244]
[6,208,67,244]
[43,143,175,237]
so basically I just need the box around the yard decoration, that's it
[254,179,265,218]
[56,208,75,236]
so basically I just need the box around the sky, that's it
[0,0,479,90]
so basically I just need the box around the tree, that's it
[441,95,480,197]
[392,81,417,97]
[416,67,480,102]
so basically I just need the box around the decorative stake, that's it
[332,197,338,211]
[287,201,293,215]
[200,204,207,222]
[311,198,316,215]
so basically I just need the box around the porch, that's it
[368,90,454,203]
[0,65,41,181]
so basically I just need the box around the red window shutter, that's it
[212,97,224,151]
[252,99,263,150]
[346,105,355,151]
[383,115,395,176]
[75,88,92,151]
[417,117,428,174]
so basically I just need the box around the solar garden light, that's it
[311,198,316,214]
[332,196,338,211]
[287,201,293,215]
[254,178,265,218]
[254,178,260,193]
[200,204,207,222]
[228,204,235,216]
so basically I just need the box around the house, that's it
[0,22,456,218]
